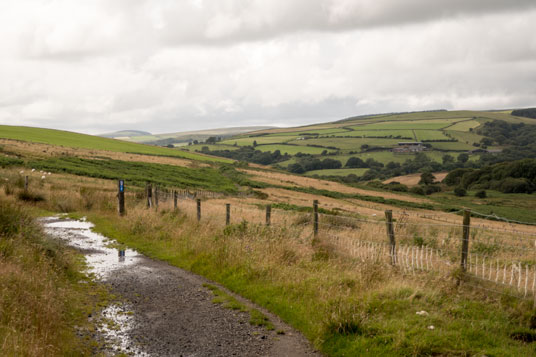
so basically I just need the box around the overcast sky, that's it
[1,0,535,135]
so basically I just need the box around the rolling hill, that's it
[115,126,275,145]
[100,130,152,138]
[0,125,232,163]
[184,109,536,179]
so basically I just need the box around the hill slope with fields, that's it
[2,122,536,356]
[116,126,275,145]
[186,109,536,180]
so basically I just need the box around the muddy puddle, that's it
[42,216,148,356]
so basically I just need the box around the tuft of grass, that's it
[17,190,45,202]
[203,284,274,330]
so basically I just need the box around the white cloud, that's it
[0,1,535,134]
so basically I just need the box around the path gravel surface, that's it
[42,217,320,357]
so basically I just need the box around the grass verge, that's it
[85,206,536,356]
[0,199,107,356]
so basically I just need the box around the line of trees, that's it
[511,108,536,119]
[198,146,290,165]
[443,158,536,194]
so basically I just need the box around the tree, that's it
[345,157,367,168]
[442,154,454,165]
[454,186,467,197]
[252,140,258,147]
[480,137,493,146]
[443,168,472,186]
[206,136,217,144]
[457,153,469,163]
[475,190,487,198]
[419,172,436,185]
[288,163,305,174]
[321,158,342,169]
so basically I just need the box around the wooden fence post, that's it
[313,200,319,237]
[460,209,471,272]
[24,175,29,192]
[226,203,231,226]
[154,186,159,210]
[266,204,271,226]
[118,180,125,216]
[385,210,396,265]
[173,190,178,210]
[146,183,152,209]
[197,199,201,222]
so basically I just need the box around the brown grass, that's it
[0,199,97,356]
[0,138,202,168]
[242,168,433,204]
[383,172,448,186]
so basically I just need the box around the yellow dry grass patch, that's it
[0,138,204,168]
[242,168,432,204]
[384,172,448,186]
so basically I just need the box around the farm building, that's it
[392,142,425,154]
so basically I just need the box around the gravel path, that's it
[42,217,320,357]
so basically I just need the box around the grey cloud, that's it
[153,0,536,46]
[7,0,536,61]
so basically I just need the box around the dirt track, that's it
[42,217,319,357]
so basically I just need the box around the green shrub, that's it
[475,190,487,198]
[410,186,425,195]
[454,186,467,197]
[17,191,45,203]
[424,185,441,195]
[0,201,31,237]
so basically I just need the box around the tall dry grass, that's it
[3,167,536,354]
[0,199,95,356]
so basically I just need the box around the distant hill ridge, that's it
[117,126,276,145]
[100,130,152,138]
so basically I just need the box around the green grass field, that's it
[430,141,475,150]
[29,156,238,192]
[0,125,232,163]
[304,168,369,177]
[341,129,415,139]
[220,135,299,146]
[266,128,350,137]
[184,144,240,152]
[349,118,464,130]
[414,130,450,141]
[288,137,402,150]
[446,120,481,131]
[254,144,336,155]
[284,150,473,168]
[445,130,485,146]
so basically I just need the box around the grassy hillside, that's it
[188,110,536,178]
[0,125,231,163]
[123,126,274,144]
[3,126,536,356]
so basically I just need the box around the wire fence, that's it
[121,181,536,303]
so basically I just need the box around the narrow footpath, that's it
[42,217,319,357]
